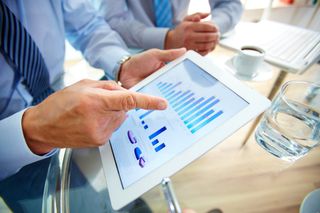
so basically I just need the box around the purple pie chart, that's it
[127,130,137,144]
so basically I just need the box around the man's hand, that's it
[165,12,220,56]
[22,80,167,155]
[119,48,186,88]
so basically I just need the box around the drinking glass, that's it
[255,80,320,161]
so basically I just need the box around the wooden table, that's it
[140,46,320,213]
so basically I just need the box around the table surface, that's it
[1,45,319,213]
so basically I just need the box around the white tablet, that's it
[99,51,270,210]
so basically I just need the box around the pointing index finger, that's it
[102,90,168,111]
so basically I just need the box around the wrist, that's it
[164,30,175,50]
[22,107,53,155]
[117,55,131,85]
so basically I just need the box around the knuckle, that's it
[122,94,136,110]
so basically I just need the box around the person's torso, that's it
[127,0,190,27]
[0,0,65,119]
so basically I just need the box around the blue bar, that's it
[191,110,224,134]
[139,110,154,119]
[158,82,168,90]
[164,90,175,99]
[157,82,163,86]
[170,90,191,105]
[175,97,195,112]
[162,82,182,96]
[184,99,220,124]
[181,96,215,120]
[160,83,173,92]
[152,139,159,146]
[178,97,205,116]
[155,143,166,152]
[144,125,148,129]
[187,109,215,129]
[167,91,182,103]
[141,121,145,124]
[172,93,194,109]
[149,126,167,140]
[162,82,181,93]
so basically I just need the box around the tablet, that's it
[99,51,270,210]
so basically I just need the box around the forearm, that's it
[63,0,130,79]
[209,0,243,34]
[106,14,169,50]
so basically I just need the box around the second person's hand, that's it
[119,48,186,89]
[165,12,220,56]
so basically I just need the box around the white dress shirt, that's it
[0,0,129,180]
[94,0,243,49]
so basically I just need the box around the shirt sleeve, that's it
[209,0,243,35]
[98,0,169,50]
[62,0,130,80]
[0,109,57,181]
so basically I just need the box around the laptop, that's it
[220,20,320,74]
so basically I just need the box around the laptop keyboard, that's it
[254,21,320,63]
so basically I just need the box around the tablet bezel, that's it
[99,50,270,210]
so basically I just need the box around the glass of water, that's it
[255,80,320,162]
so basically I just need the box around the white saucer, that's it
[225,56,273,81]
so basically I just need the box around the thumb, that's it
[184,12,210,22]
[155,48,187,63]
[102,90,168,111]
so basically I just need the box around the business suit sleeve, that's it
[0,110,57,181]
[98,0,169,50]
[209,0,243,35]
[62,0,130,80]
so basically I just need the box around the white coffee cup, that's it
[233,46,265,78]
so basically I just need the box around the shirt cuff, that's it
[141,27,170,50]
[0,109,58,180]
[93,46,130,80]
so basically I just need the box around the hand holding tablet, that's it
[100,51,270,210]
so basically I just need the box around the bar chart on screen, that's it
[157,81,224,134]
[135,107,168,153]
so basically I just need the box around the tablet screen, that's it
[109,59,248,189]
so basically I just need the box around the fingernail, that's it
[158,100,167,110]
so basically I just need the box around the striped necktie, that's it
[153,0,173,28]
[0,1,54,105]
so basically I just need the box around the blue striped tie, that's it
[153,0,173,28]
[0,1,54,105]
